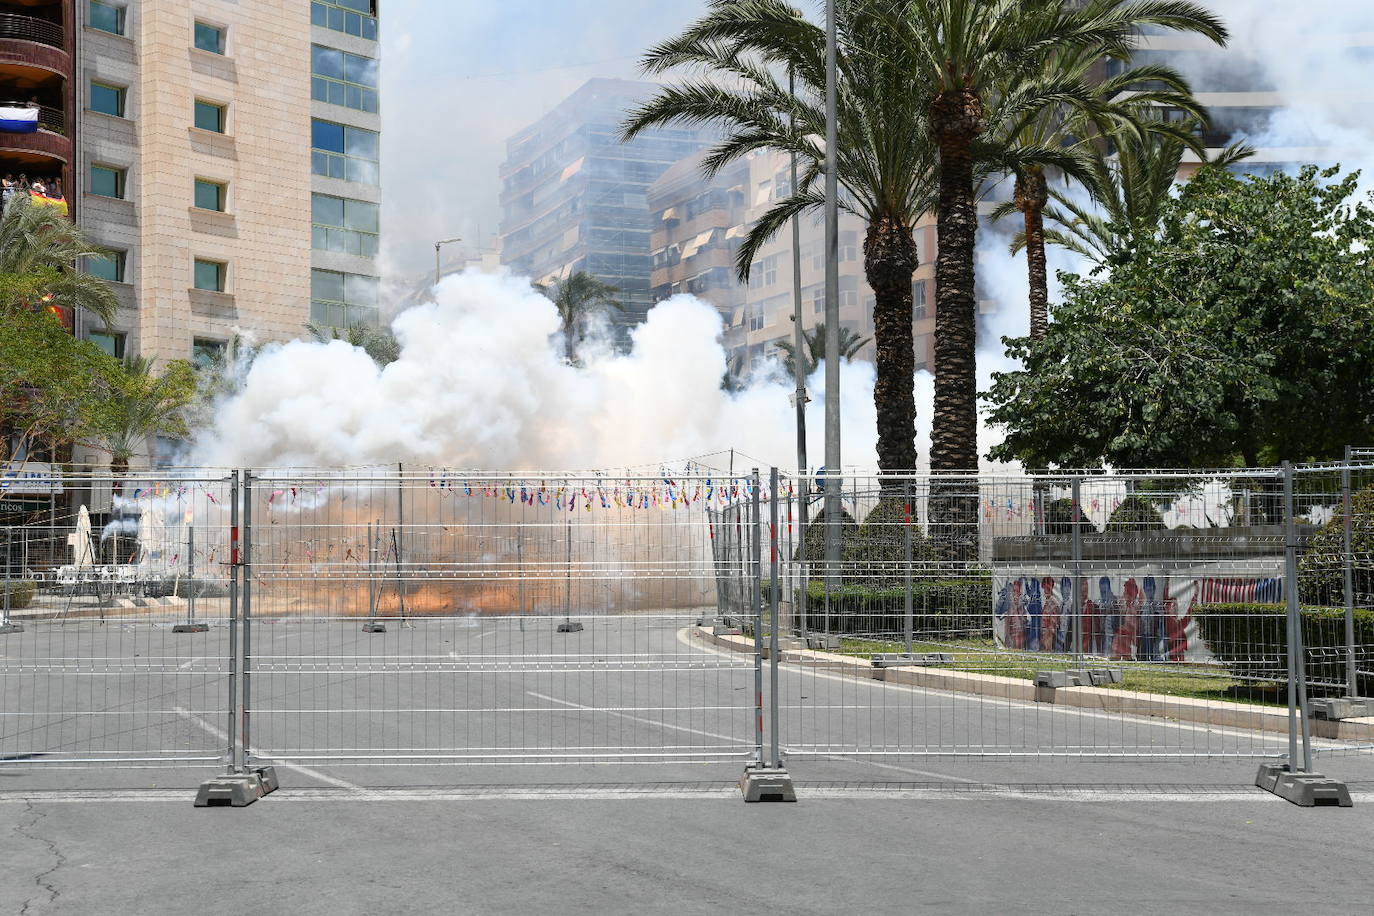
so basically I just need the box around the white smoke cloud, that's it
[195,271,879,473]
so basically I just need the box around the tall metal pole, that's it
[226,471,240,773]
[903,479,914,656]
[1342,446,1357,697]
[788,67,811,638]
[768,468,782,769]
[1071,477,1084,662]
[822,0,842,602]
[396,462,406,622]
[241,470,254,766]
[750,469,765,765]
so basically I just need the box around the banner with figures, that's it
[992,563,1284,662]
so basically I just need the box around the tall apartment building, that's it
[498,78,714,325]
[647,148,939,376]
[0,0,382,370]
[1130,25,1374,173]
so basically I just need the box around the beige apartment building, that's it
[72,0,381,373]
[648,148,938,377]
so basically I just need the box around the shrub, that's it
[793,577,991,638]
[1,579,35,609]
[1044,497,1091,535]
[1104,494,1167,532]
[792,506,858,564]
[1298,485,1374,607]
[1191,602,1374,694]
[841,497,941,585]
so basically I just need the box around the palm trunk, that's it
[930,92,981,473]
[1016,169,1050,341]
[863,215,919,484]
[930,90,984,560]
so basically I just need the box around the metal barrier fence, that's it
[2,462,1371,799]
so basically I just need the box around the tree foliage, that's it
[534,271,622,364]
[1,194,120,328]
[773,321,870,379]
[1298,485,1374,608]
[0,307,110,465]
[306,322,400,366]
[89,356,198,473]
[985,165,1374,468]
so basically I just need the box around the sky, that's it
[378,0,710,281]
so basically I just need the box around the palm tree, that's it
[534,271,623,364]
[92,355,197,476]
[1029,127,1253,269]
[623,0,937,476]
[987,45,1214,340]
[883,0,1228,473]
[305,321,401,365]
[0,193,120,328]
[774,321,871,379]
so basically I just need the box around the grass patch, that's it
[834,634,1285,707]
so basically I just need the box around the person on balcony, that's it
[2,175,16,209]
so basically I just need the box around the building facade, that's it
[647,147,939,377]
[16,0,383,371]
[498,78,714,326]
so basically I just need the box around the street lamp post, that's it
[434,237,463,286]
[822,0,841,598]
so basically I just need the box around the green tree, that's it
[988,47,1214,340]
[0,307,110,470]
[887,0,1227,471]
[774,321,870,379]
[1027,127,1252,269]
[306,321,400,366]
[90,355,198,475]
[0,193,120,328]
[534,271,623,364]
[985,165,1374,469]
[623,0,937,475]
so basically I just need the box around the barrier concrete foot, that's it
[1255,763,1352,807]
[740,765,796,803]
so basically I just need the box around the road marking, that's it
[3,786,1369,804]
[676,628,1310,749]
[526,690,743,745]
[173,706,368,793]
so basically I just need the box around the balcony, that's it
[0,12,63,50]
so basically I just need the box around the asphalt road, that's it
[3,612,1373,914]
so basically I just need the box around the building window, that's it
[748,254,779,290]
[311,45,379,113]
[194,100,225,133]
[86,250,126,283]
[311,0,378,41]
[89,1,126,35]
[311,268,379,328]
[90,82,126,117]
[194,21,225,54]
[88,331,125,358]
[192,338,226,370]
[311,119,379,185]
[193,179,225,212]
[839,275,859,308]
[90,165,125,199]
[748,303,765,332]
[311,194,379,257]
[193,259,225,292]
[840,230,858,263]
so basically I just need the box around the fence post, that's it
[1071,477,1084,662]
[226,470,241,773]
[241,469,254,769]
[768,468,782,770]
[740,471,795,801]
[903,479,914,657]
[750,469,764,766]
[1282,462,1315,773]
[1342,446,1357,698]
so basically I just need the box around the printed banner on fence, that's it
[992,563,1283,662]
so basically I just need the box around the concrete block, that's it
[1311,697,1374,720]
[172,623,210,633]
[556,621,584,633]
[1256,763,1352,807]
[713,623,743,636]
[0,623,24,634]
[194,773,265,808]
[805,634,842,651]
[361,621,387,633]
[872,652,955,668]
[740,767,796,803]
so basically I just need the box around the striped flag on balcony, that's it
[31,192,67,216]
[0,105,39,133]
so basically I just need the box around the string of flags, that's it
[424,472,769,511]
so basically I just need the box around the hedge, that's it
[1104,494,1167,532]
[840,497,941,585]
[1044,498,1091,535]
[1298,484,1374,607]
[790,577,991,637]
[1,579,35,609]
[1192,602,1374,694]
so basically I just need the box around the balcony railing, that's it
[0,13,64,50]
[0,102,66,135]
